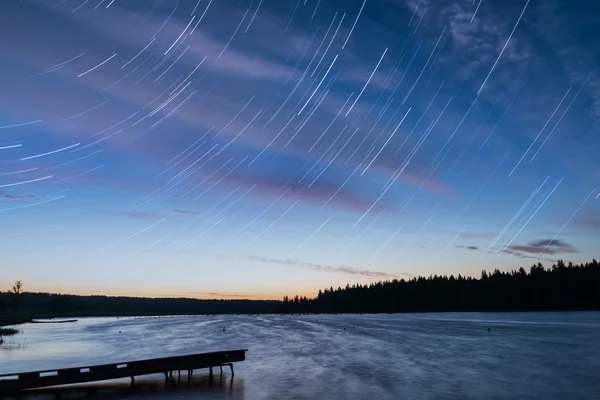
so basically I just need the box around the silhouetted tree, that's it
[281,259,600,314]
[11,281,23,295]
[9,281,23,311]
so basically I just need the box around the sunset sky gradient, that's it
[0,0,599,299]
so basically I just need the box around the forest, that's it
[280,259,600,313]
[1,259,599,320]
[0,291,280,321]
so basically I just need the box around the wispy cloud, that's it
[0,191,37,200]
[401,0,533,71]
[456,245,479,250]
[46,1,298,81]
[227,170,391,213]
[397,0,600,181]
[242,254,414,279]
[172,209,197,215]
[5,0,459,211]
[529,0,600,128]
[507,239,578,255]
[500,247,557,263]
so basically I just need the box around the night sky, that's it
[1,0,599,299]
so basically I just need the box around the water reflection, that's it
[11,373,244,400]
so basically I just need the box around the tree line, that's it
[0,290,281,318]
[280,259,600,313]
[2,259,599,318]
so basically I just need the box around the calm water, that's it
[1,312,599,399]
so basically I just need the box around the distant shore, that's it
[0,316,32,328]
[0,316,81,327]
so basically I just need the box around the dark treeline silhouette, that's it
[0,292,280,319]
[2,259,599,320]
[281,259,600,313]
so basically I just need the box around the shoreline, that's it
[0,318,32,328]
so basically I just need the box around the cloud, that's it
[45,1,298,82]
[396,0,600,183]
[172,209,197,215]
[379,162,455,196]
[3,0,459,210]
[456,245,479,250]
[500,247,557,263]
[221,168,391,213]
[400,0,533,73]
[242,255,414,279]
[507,239,578,255]
[7,0,594,232]
[0,191,37,200]
[528,0,600,127]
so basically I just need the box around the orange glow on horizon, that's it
[24,284,319,302]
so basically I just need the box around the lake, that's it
[1,312,599,399]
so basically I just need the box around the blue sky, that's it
[0,0,599,299]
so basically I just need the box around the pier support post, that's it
[230,363,234,376]
[131,376,135,386]
[209,367,213,378]
[219,365,223,375]
[164,371,168,383]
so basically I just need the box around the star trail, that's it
[0,0,598,299]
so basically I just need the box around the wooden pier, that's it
[0,349,247,396]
